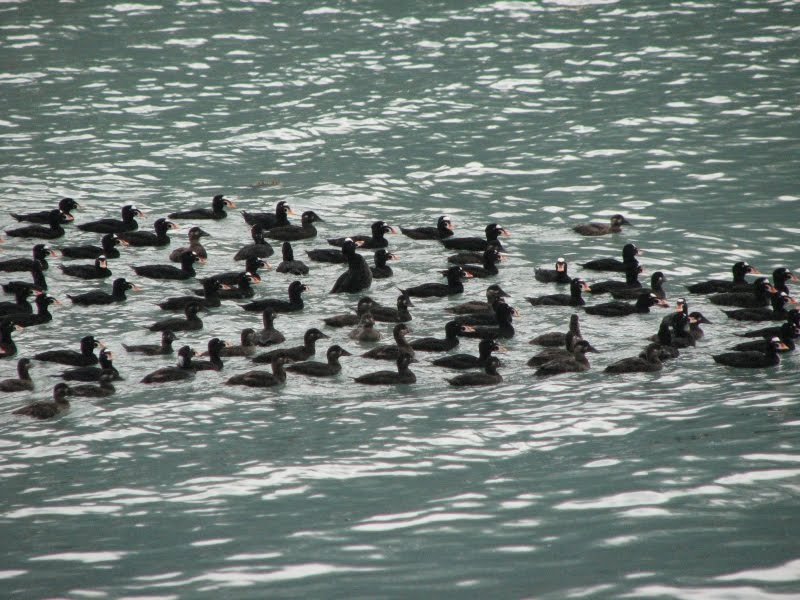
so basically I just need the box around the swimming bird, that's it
[68,277,139,306]
[255,309,286,346]
[58,348,120,382]
[242,280,307,313]
[118,218,177,247]
[446,240,503,266]
[709,277,774,307]
[447,284,510,315]
[723,292,797,321]
[216,272,258,300]
[361,323,413,361]
[441,223,509,252]
[225,357,289,388]
[5,209,68,239]
[0,320,22,358]
[59,256,112,279]
[526,278,589,307]
[141,346,196,383]
[446,356,502,386]
[211,256,267,286]
[529,313,582,348]
[686,261,760,294]
[192,338,229,371]
[0,244,56,272]
[370,293,414,323]
[242,200,293,230]
[687,311,712,341]
[402,265,471,298]
[267,210,323,241]
[328,220,397,249]
[234,224,275,261]
[148,302,203,332]
[78,204,143,234]
[168,194,235,220]
[527,330,585,367]
[772,267,798,295]
[132,250,200,280]
[535,339,597,377]
[219,329,258,358]
[2,261,48,296]
[61,233,124,259]
[330,238,372,294]
[276,241,309,275]
[70,370,116,398]
[323,296,376,328]
[34,335,102,366]
[712,337,788,369]
[572,214,630,236]
[10,294,59,327]
[0,357,34,392]
[168,226,211,262]
[534,257,571,284]
[252,328,329,364]
[12,383,72,419]
[584,292,668,317]
[610,271,667,300]
[400,215,454,240]
[0,287,37,317]
[730,322,798,353]
[737,309,800,339]
[410,321,473,352]
[12,197,79,224]
[588,264,643,295]
[462,246,504,278]
[285,345,352,377]
[353,353,417,385]
[605,343,663,374]
[370,249,397,279]
[349,313,381,342]
[432,338,504,370]
[580,243,640,272]
[123,330,178,356]
[159,278,224,310]
[458,301,518,339]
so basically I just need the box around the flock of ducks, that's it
[1,196,797,419]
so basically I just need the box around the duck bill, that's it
[511,308,521,317]
[461,325,476,333]
[790,273,800,282]
[63,212,75,222]
[52,298,62,305]
[387,226,398,234]
[580,282,591,292]
[338,349,353,356]
[656,299,670,307]
[354,240,365,247]
[286,207,296,216]
[118,239,130,247]
[220,283,233,290]
[49,249,61,257]
[748,267,761,275]
[249,273,263,284]
[136,209,147,217]
[500,228,510,237]
[494,345,508,353]
[463,272,474,279]
[446,221,455,231]
[787,296,798,305]
[777,341,791,351]
[198,257,208,264]
[198,229,211,238]
[168,222,179,230]
[131,284,143,292]
[225,199,237,208]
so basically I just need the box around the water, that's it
[2,1,800,598]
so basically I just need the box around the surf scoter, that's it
[118,218,177,248]
[330,238,372,294]
[432,338,504,370]
[401,215,454,240]
[687,311,712,341]
[526,278,589,307]
[123,330,178,356]
[535,339,597,377]
[242,200,293,230]
[458,301,518,339]
[141,346,196,383]
[12,383,72,419]
[685,261,759,294]
[462,246,503,278]
[446,240,502,266]
[588,264,643,295]
[34,335,102,366]
[411,321,473,352]
[78,204,143,234]
[584,292,668,317]
[169,226,211,262]
[252,328,328,364]
[447,284,509,315]
[731,322,798,353]
[580,243,640,272]
[723,292,797,321]
[713,337,788,369]
[5,209,68,239]
[534,257,570,284]
[530,313,581,348]
[370,249,397,279]
[58,348,120,382]
[610,271,666,301]
[328,220,396,249]
[0,320,22,358]
[160,278,224,310]
[216,272,258,300]
[324,296,376,328]
[10,294,58,327]
[572,214,630,236]
[605,343,663,374]
[267,210,323,241]
[68,277,139,306]
[710,277,774,307]
[361,323,413,361]
[0,287,37,317]
[234,224,275,261]
[62,233,124,260]
[527,331,584,367]
[370,293,414,323]
[285,344,352,377]
[12,197,79,223]
[192,338,228,371]
[772,267,798,295]
[276,241,309,275]
[59,256,112,279]
[349,313,381,342]
[0,357,34,392]
[0,244,55,272]
[132,250,200,280]
[737,309,800,339]
[255,308,286,346]
[70,370,116,398]
[225,356,289,388]
[446,356,502,386]
[148,302,203,332]
[441,223,509,252]
[242,280,307,313]
[219,329,258,357]
[169,194,234,220]
[2,261,47,296]
[354,353,417,385]
[402,265,471,298]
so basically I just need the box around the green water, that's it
[1,1,799,598]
